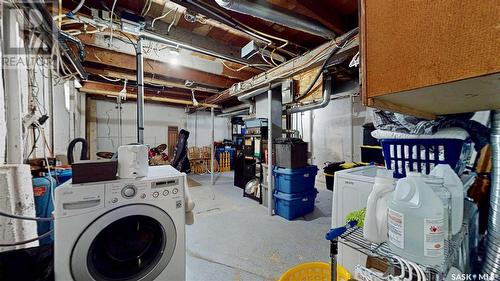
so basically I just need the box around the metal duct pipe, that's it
[483,110,500,276]
[286,72,332,114]
[215,0,336,39]
[136,37,145,144]
[237,82,282,102]
[221,103,250,113]
[217,109,249,117]
[140,31,268,71]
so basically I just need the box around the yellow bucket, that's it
[278,262,351,281]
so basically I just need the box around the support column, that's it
[211,107,215,185]
[136,37,145,144]
[3,8,23,164]
[267,87,273,216]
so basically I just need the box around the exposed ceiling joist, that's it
[81,80,219,107]
[148,16,268,67]
[77,33,257,81]
[82,45,240,88]
[84,66,220,93]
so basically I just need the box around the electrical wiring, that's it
[141,0,152,17]
[294,28,358,101]
[109,0,118,47]
[98,74,121,82]
[221,61,271,72]
[0,208,53,222]
[0,230,54,247]
[167,8,179,34]
[270,40,288,66]
[151,5,174,29]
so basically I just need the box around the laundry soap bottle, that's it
[388,172,445,266]
[429,164,464,235]
[363,169,395,243]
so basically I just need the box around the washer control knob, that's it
[152,191,159,198]
[172,188,179,194]
[111,198,118,203]
[121,185,137,198]
[140,193,146,199]
[163,190,169,196]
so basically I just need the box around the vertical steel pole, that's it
[267,87,273,216]
[136,37,145,144]
[211,107,215,185]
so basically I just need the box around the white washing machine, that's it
[54,165,186,281]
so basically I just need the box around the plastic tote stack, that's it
[273,138,318,220]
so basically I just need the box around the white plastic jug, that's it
[363,169,395,243]
[429,164,464,235]
[388,172,445,266]
[424,175,452,239]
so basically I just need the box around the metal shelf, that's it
[338,225,468,280]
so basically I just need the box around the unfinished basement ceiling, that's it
[58,0,358,107]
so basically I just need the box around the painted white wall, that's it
[94,100,187,153]
[186,111,230,147]
[296,96,367,186]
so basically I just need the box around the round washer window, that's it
[70,204,177,281]
[87,215,165,280]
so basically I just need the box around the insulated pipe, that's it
[136,37,145,144]
[215,0,336,39]
[286,72,332,114]
[483,110,500,276]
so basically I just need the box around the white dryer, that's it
[54,165,186,281]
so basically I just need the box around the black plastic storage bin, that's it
[274,138,308,169]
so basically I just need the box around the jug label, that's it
[424,218,444,257]
[388,208,404,249]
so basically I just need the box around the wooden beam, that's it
[81,80,212,100]
[290,0,348,34]
[82,45,239,89]
[83,66,219,94]
[77,33,258,81]
[83,89,220,108]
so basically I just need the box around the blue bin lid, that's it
[273,165,318,175]
[273,188,318,200]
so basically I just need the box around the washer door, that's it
[71,204,177,281]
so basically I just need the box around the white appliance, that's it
[118,145,149,178]
[332,165,387,274]
[54,165,185,281]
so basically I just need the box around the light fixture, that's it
[191,89,199,107]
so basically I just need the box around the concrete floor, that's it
[185,172,333,281]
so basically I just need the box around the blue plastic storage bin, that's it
[380,138,472,178]
[273,189,318,220]
[216,147,236,169]
[54,169,72,184]
[273,165,318,193]
[32,176,57,245]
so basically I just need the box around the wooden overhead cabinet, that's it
[360,0,500,119]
